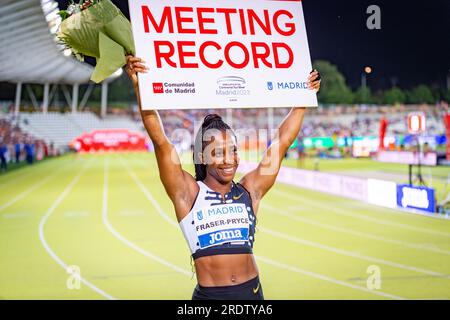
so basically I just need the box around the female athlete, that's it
[126,55,321,300]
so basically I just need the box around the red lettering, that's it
[216,8,237,34]
[238,9,247,35]
[142,7,296,37]
[248,9,272,35]
[177,41,199,68]
[273,10,296,36]
[154,41,177,68]
[152,41,296,69]
[142,6,173,33]
[224,42,250,69]
[251,42,273,68]
[273,42,294,68]
[197,7,217,34]
[199,41,223,69]
[175,7,196,34]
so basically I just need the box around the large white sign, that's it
[376,150,437,166]
[367,179,397,209]
[128,0,318,110]
[237,162,368,202]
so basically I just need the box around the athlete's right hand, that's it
[125,55,148,87]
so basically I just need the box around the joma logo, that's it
[209,229,242,245]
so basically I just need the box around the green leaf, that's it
[58,10,70,20]
[90,31,126,83]
[57,0,135,82]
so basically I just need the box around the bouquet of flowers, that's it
[58,0,135,83]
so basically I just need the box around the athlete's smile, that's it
[219,166,236,175]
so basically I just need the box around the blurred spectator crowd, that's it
[1,102,447,171]
[144,103,448,160]
[156,103,448,141]
[0,118,56,173]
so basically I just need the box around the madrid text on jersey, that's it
[141,6,298,69]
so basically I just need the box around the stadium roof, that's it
[0,0,93,85]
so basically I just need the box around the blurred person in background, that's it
[36,140,44,161]
[297,137,306,168]
[24,139,35,165]
[0,140,8,172]
[14,139,21,163]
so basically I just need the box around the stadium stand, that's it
[158,104,446,139]
[0,116,50,169]
[0,103,446,155]
[2,112,144,152]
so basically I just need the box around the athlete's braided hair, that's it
[193,114,236,181]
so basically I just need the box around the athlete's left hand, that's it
[308,69,321,92]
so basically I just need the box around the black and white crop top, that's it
[179,181,256,260]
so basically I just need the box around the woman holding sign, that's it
[126,55,320,300]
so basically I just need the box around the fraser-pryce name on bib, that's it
[194,203,249,249]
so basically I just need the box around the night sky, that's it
[56,0,450,90]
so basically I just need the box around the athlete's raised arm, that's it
[240,70,321,213]
[126,55,198,221]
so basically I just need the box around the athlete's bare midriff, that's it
[194,253,259,287]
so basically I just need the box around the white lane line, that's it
[259,226,449,279]
[255,256,405,300]
[119,157,178,228]
[38,162,116,300]
[0,170,32,189]
[0,162,68,212]
[0,158,63,190]
[272,189,450,238]
[103,158,191,277]
[124,158,406,299]
[2,212,30,219]
[338,200,450,221]
[263,203,450,256]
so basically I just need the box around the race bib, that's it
[194,203,250,249]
